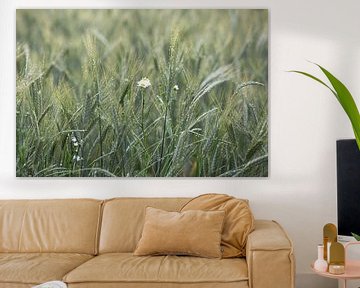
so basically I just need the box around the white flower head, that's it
[72,155,83,162]
[71,136,80,147]
[173,85,179,91]
[137,77,151,89]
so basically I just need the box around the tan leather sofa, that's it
[0,198,295,288]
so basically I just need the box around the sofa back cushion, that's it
[181,194,254,258]
[0,199,102,254]
[99,198,189,253]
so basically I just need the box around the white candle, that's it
[327,242,331,263]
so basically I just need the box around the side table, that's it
[311,242,360,288]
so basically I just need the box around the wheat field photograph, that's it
[16,9,268,177]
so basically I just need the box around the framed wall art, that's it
[16,9,268,177]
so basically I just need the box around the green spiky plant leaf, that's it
[290,63,360,150]
[291,63,360,240]
[352,232,360,241]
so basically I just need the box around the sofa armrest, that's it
[246,220,295,288]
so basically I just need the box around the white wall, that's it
[1,0,360,287]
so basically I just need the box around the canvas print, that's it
[16,10,268,177]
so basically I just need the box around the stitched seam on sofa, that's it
[155,253,167,279]
[18,201,29,252]
[51,256,94,284]
[61,256,96,282]
[64,279,249,284]
[94,201,105,255]
[248,221,292,252]
[289,251,295,288]
[249,248,291,251]
[0,254,93,284]
[271,220,295,288]
[105,197,190,202]
[271,220,293,248]
[179,194,249,211]
[0,280,38,285]
[250,250,293,288]
[0,252,93,255]
[248,250,253,288]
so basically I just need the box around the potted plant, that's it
[290,63,360,240]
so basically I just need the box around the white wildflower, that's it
[137,77,151,89]
[173,85,179,91]
[71,135,82,147]
[72,155,83,162]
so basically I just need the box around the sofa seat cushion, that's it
[67,283,249,288]
[0,284,33,288]
[0,253,93,285]
[64,253,248,285]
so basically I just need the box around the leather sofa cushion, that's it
[68,282,249,288]
[64,253,248,284]
[0,284,33,288]
[0,199,102,254]
[0,253,92,285]
[99,198,190,253]
[134,207,225,258]
[181,194,254,258]
[246,220,295,288]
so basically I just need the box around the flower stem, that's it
[141,91,145,138]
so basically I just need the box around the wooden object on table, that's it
[312,241,360,288]
[324,223,337,261]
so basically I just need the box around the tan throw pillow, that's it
[134,207,225,258]
[181,193,254,258]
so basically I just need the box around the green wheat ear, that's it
[16,10,268,177]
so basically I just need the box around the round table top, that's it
[311,261,360,280]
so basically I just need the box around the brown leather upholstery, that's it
[0,199,102,254]
[0,284,32,288]
[246,220,295,288]
[0,253,92,285]
[63,253,248,285]
[134,207,225,258]
[181,194,254,258]
[68,283,249,288]
[99,198,189,253]
[0,198,295,288]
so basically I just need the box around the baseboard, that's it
[296,273,337,288]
